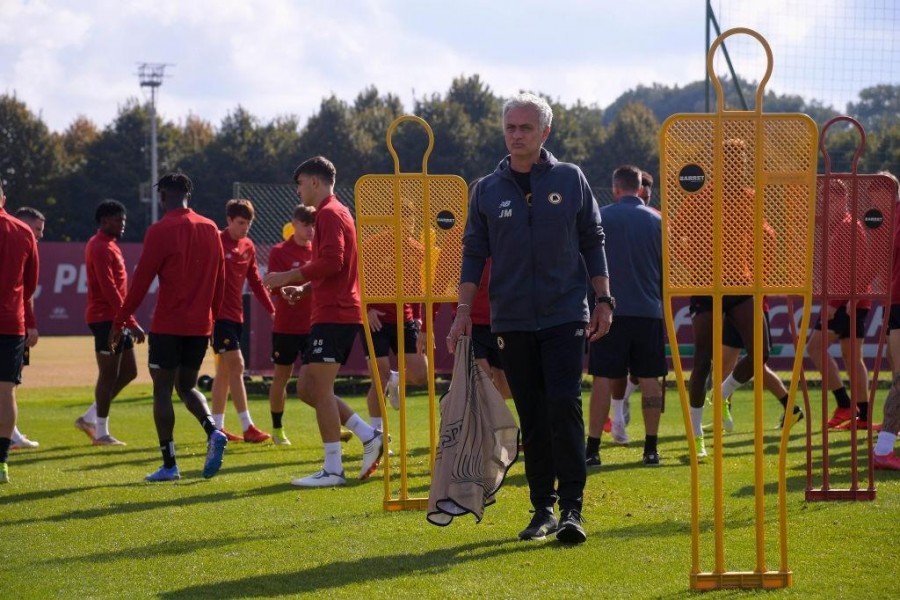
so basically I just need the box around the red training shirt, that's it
[219,230,275,323]
[300,195,362,325]
[268,238,313,334]
[85,230,138,328]
[115,207,225,336]
[0,208,39,336]
[423,258,493,332]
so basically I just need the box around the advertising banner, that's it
[35,243,888,376]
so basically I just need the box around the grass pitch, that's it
[2,343,898,598]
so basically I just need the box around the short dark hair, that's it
[292,204,316,225]
[293,156,336,186]
[612,165,642,193]
[641,171,654,188]
[95,200,126,224]
[226,198,255,221]
[14,206,46,223]
[155,172,193,195]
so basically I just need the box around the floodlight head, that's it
[138,63,170,88]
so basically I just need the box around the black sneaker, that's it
[556,509,586,544]
[585,452,601,467]
[643,451,660,466]
[777,406,804,430]
[517,509,557,541]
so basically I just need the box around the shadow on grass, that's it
[223,458,324,475]
[0,481,144,504]
[7,445,152,466]
[600,517,691,539]
[0,482,294,526]
[378,444,434,461]
[650,588,750,600]
[159,538,546,598]
[39,535,248,565]
[731,473,810,497]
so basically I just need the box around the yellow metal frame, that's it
[354,115,468,511]
[660,28,818,590]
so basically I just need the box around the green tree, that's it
[847,84,900,132]
[296,95,366,184]
[0,93,58,214]
[604,78,838,127]
[350,87,405,175]
[54,116,99,175]
[863,123,900,174]
[592,102,659,188]
[546,99,605,178]
[180,106,302,222]
[411,75,505,183]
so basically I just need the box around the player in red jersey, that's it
[266,204,316,445]
[0,182,40,483]
[264,156,383,488]
[77,200,145,446]
[112,172,228,482]
[7,207,43,450]
[210,199,276,443]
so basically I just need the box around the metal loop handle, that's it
[819,116,866,176]
[386,115,435,175]
[707,27,773,114]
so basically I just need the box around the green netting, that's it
[232,182,355,265]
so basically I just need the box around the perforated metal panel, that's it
[812,174,897,299]
[356,175,466,303]
[661,116,817,295]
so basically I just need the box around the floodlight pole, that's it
[138,63,170,223]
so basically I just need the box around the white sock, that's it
[323,441,343,474]
[83,403,97,422]
[212,413,225,429]
[95,417,110,439]
[344,413,376,442]
[611,398,625,425]
[691,406,704,438]
[624,379,638,401]
[11,426,23,443]
[875,431,897,456]
[370,416,383,431]
[238,410,253,432]
[389,370,399,385]
[721,373,745,399]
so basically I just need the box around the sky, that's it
[1,0,897,132]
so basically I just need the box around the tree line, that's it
[1,75,897,242]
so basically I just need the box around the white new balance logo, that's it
[500,209,512,218]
